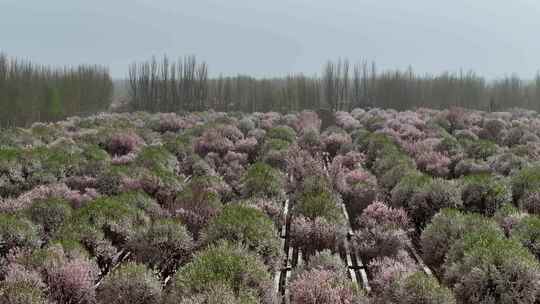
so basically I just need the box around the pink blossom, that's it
[106,131,145,156]
[368,252,417,294]
[47,256,99,304]
[290,269,361,304]
[358,201,409,230]
[296,111,322,133]
[156,112,190,132]
[233,137,258,156]
[335,111,360,130]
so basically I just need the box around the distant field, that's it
[2,108,540,303]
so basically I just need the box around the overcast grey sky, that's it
[1,0,539,79]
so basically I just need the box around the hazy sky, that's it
[1,0,539,79]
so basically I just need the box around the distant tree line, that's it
[2,53,540,128]
[128,56,540,114]
[128,56,208,112]
[0,53,112,128]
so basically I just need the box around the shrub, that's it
[27,198,72,238]
[336,169,378,221]
[240,162,284,199]
[289,269,368,304]
[46,248,99,304]
[378,163,416,193]
[353,222,409,262]
[239,117,256,134]
[465,139,498,160]
[105,131,144,156]
[494,203,527,236]
[480,118,506,140]
[165,241,270,302]
[260,139,290,169]
[290,216,345,258]
[128,219,194,276]
[407,178,462,228]
[266,126,296,143]
[489,152,527,176]
[512,165,540,206]
[298,249,344,274]
[203,204,280,267]
[519,191,540,215]
[420,209,502,270]
[395,272,456,304]
[357,201,409,231]
[153,113,188,133]
[248,197,283,226]
[460,173,511,216]
[97,262,162,304]
[0,214,41,252]
[335,111,361,131]
[176,284,251,304]
[390,172,431,209]
[415,149,451,177]
[321,129,352,157]
[247,128,266,141]
[293,185,344,224]
[296,111,321,133]
[220,125,244,142]
[453,158,490,177]
[0,264,47,304]
[368,251,416,296]
[285,145,326,190]
[95,169,123,196]
[55,193,151,254]
[173,175,228,231]
[512,216,540,259]
[0,183,72,213]
[297,128,323,154]
[233,137,258,159]
[193,128,234,157]
[444,229,540,304]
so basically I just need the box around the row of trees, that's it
[0,53,113,128]
[2,53,540,128]
[128,56,208,112]
[128,56,540,113]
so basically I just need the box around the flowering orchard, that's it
[2,107,540,303]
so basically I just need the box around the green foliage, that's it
[167,241,270,302]
[420,209,502,271]
[204,204,280,266]
[444,228,540,304]
[294,177,344,225]
[0,53,112,128]
[28,198,72,237]
[262,138,290,152]
[365,133,399,165]
[0,214,41,251]
[464,139,498,160]
[460,173,511,215]
[46,86,64,120]
[240,162,284,199]
[407,178,463,228]
[512,215,540,259]
[129,218,194,274]
[266,126,296,143]
[395,272,456,304]
[512,165,540,203]
[97,262,162,304]
[55,193,150,248]
[390,171,432,209]
[134,145,182,189]
[79,144,110,175]
[0,266,48,304]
